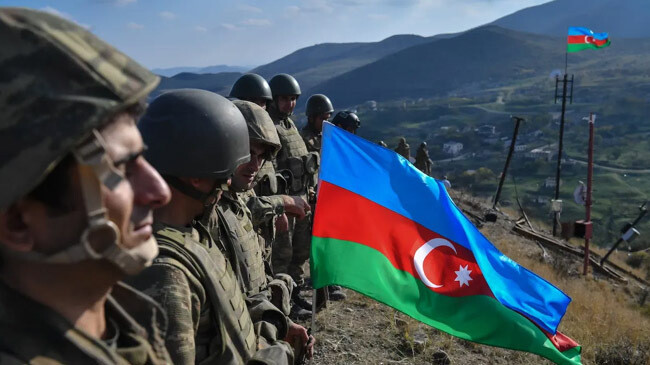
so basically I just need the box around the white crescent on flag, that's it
[413,238,457,288]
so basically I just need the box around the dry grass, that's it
[480,217,650,364]
[307,191,650,364]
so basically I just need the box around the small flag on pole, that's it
[311,123,581,364]
[567,27,610,52]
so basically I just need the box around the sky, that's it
[6,0,551,69]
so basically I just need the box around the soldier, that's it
[300,95,347,303]
[218,100,315,359]
[265,74,319,314]
[332,111,361,134]
[442,175,452,189]
[301,94,334,152]
[414,142,433,176]
[395,137,411,160]
[0,8,172,363]
[229,73,273,109]
[127,89,293,364]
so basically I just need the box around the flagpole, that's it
[564,51,568,75]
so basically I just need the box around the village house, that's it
[443,141,464,155]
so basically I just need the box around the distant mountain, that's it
[152,65,252,77]
[491,0,650,38]
[307,26,580,107]
[251,34,435,91]
[151,72,243,98]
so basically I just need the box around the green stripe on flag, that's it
[567,40,611,53]
[311,236,581,365]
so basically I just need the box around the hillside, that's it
[491,0,650,38]
[301,191,650,364]
[308,26,578,107]
[151,71,242,98]
[251,34,433,91]
[152,64,250,77]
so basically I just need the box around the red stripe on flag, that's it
[314,181,493,297]
[526,313,580,352]
[567,35,609,46]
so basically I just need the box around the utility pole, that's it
[583,113,595,275]
[552,74,574,236]
[492,116,525,210]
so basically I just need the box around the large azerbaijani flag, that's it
[568,27,610,52]
[311,123,581,364]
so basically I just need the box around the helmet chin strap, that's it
[6,130,158,275]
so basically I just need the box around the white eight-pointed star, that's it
[454,265,473,287]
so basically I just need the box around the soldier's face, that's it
[313,112,331,132]
[277,95,297,115]
[0,114,171,263]
[231,141,266,191]
[100,114,171,251]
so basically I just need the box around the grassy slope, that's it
[307,192,650,364]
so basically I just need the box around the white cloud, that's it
[241,18,272,26]
[220,23,240,31]
[159,11,176,20]
[238,4,262,13]
[116,0,136,6]
[126,22,144,30]
[194,26,208,32]
[286,5,301,15]
[40,7,91,29]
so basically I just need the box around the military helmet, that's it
[232,100,281,159]
[332,111,361,131]
[229,73,273,102]
[305,94,334,117]
[269,73,301,97]
[140,89,250,179]
[0,8,159,210]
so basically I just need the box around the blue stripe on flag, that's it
[319,122,571,334]
[568,26,608,40]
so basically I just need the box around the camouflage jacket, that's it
[213,196,293,314]
[299,124,321,153]
[127,222,290,365]
[0,281,171,365]
[414,148,433,175]
[242,189,284,253]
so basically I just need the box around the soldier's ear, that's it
[0,202,36,252]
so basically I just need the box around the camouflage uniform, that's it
[127,222,291,365]
[0,281,170,364]
[395,137,411,160]
[267,105,316,285]
[300,123,322,153]
[217,192,294,317]
[0,8,171,364]
[250,163,286,261]
[414,143,433,176]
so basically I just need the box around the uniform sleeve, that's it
[126,261,205,365]
[245,195,285,227]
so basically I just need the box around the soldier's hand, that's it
[275,213,289,232]
[284,322,313,359]
[282,195,310,220]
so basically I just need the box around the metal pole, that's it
[553,74,569,236]
[583,113,595,275]
[493,116,524,210]
[601,203,648,266]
